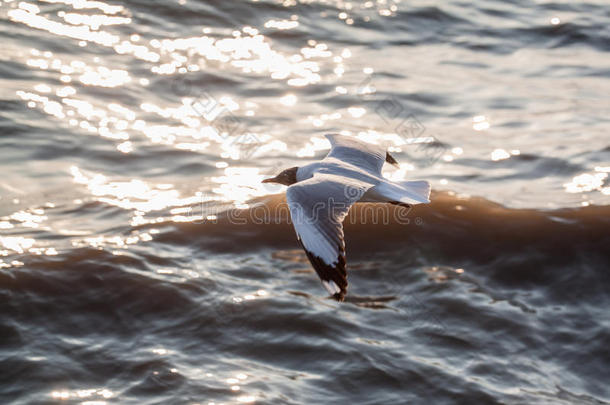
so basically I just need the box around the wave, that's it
[147,191,610,262]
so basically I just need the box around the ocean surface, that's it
[1,0,610,403]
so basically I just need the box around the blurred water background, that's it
[1,0,609,403]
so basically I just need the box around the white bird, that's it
[262,134,431,301]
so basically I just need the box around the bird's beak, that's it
[262,177,277,184]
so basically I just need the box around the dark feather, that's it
[386,152,399,167]
[297,239,347,301]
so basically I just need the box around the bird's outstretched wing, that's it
[324,133,398,175]
[286,173,375,300]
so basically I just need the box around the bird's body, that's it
[297,157,374,184]
[297,157,430,206]
[263,134,431,301]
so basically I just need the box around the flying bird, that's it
[263,134,430,301]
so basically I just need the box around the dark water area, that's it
[1,0,610,404]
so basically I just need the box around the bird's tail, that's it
[398,180,431,204]
[362,180,431,205]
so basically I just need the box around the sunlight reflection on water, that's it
[3,0,608,262]
[1,0,610,403]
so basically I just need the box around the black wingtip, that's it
[386,152,400,167]
[332,291,346,302]
[297,239,348,301]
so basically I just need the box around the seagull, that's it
[262,134,431,301]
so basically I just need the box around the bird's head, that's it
[262,167,298,186]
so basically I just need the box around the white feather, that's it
[322,280,341,295]
[287,173,373,265]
